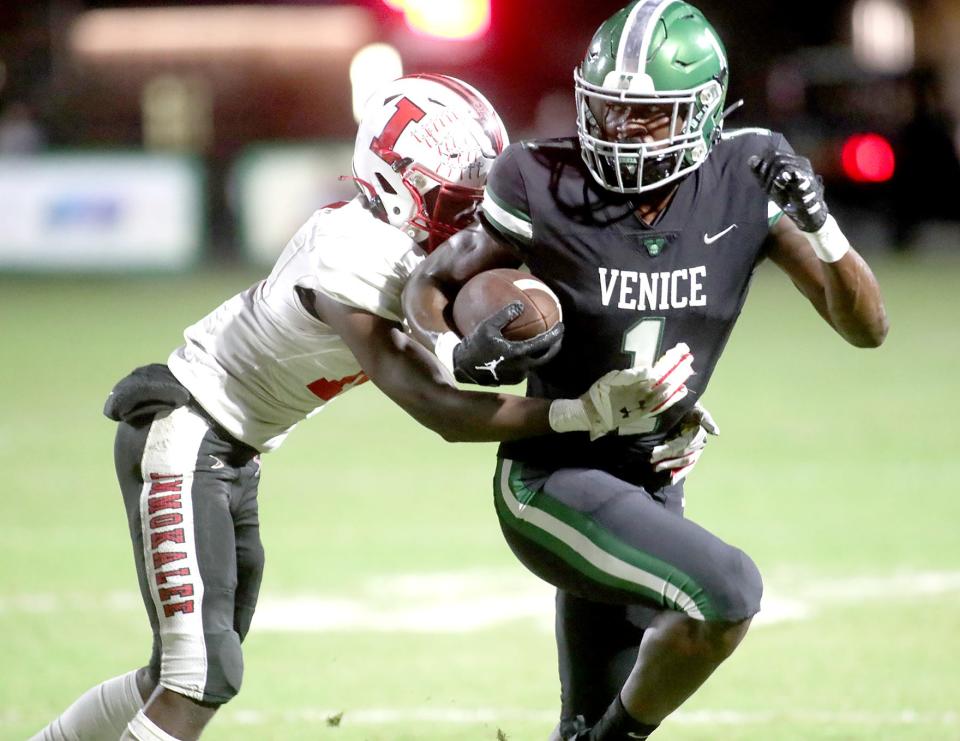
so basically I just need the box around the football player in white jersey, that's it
[31,74,699,741]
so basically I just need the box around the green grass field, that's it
[2,254,959,740]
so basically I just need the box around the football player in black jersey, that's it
[403,2,888,739]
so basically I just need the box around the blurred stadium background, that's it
[1,1,959,739]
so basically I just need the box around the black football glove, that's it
[748,148,829,232]
[452,302,564,386]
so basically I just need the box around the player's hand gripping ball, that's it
[453,268,562,340]
[450,268,564,386]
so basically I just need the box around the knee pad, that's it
[200,630,244,704]
[713,548,763,622]
[158,629,244,705]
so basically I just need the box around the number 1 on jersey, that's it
[621,317,665,434]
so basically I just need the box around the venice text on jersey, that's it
[598,266,707,311]
[147,472,196,618]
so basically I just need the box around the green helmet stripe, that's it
[617,0,673,78]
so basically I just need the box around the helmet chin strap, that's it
[720,98,745,123]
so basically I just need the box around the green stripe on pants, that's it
[494,458,716,620]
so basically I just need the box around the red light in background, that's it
[841,133,895,183]
[383,0,490,41]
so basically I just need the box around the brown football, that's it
[452,268,562,341]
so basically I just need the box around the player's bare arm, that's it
[301,287,680,443]
[751,148,889,348]
[403,222,520,346]
[402,224,563,386]
[766,217,889,347]
[300,285,551,442]
[403,224,521,347]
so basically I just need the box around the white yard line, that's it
[4,706,956,731]
[4,570,960,635]
[217,706,959,727]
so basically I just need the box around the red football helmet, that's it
[352,74,508,252]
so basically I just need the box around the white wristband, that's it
[548,398,588,433]
[122,710,180,741]
[805,214,850,263]
[434,331,461,375]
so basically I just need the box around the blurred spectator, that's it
[892,69,960,251]
[0,100,46,154]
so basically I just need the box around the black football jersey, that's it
[480,129,793,484]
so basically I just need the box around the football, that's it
[452,268,562,341]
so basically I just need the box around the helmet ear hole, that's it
[375,172,397,195]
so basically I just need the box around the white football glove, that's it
[549,343,695,441]
[549,368,645,440]
[650,402,720,484]
[616,342,694,436]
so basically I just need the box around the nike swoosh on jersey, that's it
[703,224,738,244]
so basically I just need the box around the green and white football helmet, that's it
[575,0,729,193]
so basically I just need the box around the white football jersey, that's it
[168,198,425,452]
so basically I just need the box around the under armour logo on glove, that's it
[748,148,829,232]
[614,343,694,435]
[548,345,694,441]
